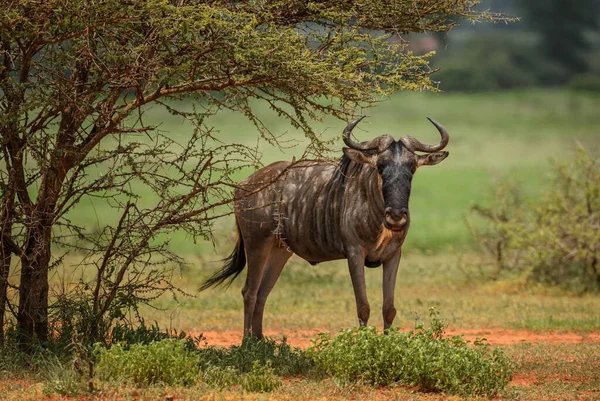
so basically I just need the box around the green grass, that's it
[137,251,600,335]
[62,89,600,255]
[505,343,600,400]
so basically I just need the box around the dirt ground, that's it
[197,327,600,348]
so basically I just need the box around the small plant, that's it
[308,308,513,397]
[0,326,29,376]
[242,360,282,393]
[94,339,200,386]
[198,336,313,377]
[196,337,311,391]
[202,365,241,389]
[39,352,89,397]
[109,320,200,350]
[41,361,88,397]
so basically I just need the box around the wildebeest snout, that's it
[384,207,409,231]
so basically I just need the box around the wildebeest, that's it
[201,116,449,338]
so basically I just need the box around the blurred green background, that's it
[429,0,600,92]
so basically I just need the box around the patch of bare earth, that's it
[195,328,600,349]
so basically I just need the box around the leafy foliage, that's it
[93,336,307,392]
[241,360,282,393]
[108,320,199,350]
[198,336,313,377]
[201,365,240,389]
[94,339,201,386]
[40,352,90,397]
[0,325,29,375]
[468,147,600,291]
[308,308,513,397]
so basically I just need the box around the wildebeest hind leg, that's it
[241,240,273,338]
[251,247,292,338]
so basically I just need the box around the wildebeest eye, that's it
[363,149,377,156]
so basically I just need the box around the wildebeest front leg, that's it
[382,250,401,330]
[347,252,370,326]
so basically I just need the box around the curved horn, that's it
[343,116,394,152]
[400,117,449,153]
[343,116,368,149]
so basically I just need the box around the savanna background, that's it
[1,0,599,400]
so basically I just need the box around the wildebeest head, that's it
[342,116,449,231]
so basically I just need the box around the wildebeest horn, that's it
[343,116,394,153]
[400,117,449,153]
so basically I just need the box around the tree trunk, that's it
[0,182,16,346]
[17,220,52,348]
[0,233,11,346]
[16,166,65,349]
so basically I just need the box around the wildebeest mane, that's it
[332,152,376,190]
[335,154,353,189]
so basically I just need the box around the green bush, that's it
[468,147,600,291]
[197,336,313,377]
[109,320,199,350]
[196,337,310,392]
[307,308,512,397]
[94,339,201,386]
[0,328,29,376]
[40,353,89,397]
[241,360,282,393]
[202,365,241,389]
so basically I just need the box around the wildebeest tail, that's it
[200,225,246,291]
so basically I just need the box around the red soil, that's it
[196,327,600,349]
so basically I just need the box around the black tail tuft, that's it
[200,225,246,291]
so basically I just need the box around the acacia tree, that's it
[0,0,497,349]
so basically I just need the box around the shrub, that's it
[202,365,241,389]
[307,308,513,397]
[196,337,311,392]
[241,360,282,393]
[198,336,313,377]
[0,326,29,376]
[109,320,199,350]
[468,147,600,291]
[94,339,201,386]
[40,353,90,397]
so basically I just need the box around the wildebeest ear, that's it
[417,151,449,168]
[343,147,377,167]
